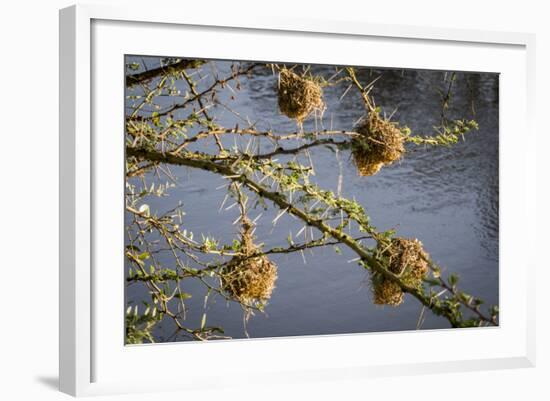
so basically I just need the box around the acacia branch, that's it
[130,64,259,121]
[126,59,206,87]
[126,146,495,328]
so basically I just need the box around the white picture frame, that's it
[59,4,536,396]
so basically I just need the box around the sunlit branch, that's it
[126,59,206,87]
[129,63,259,121]
[126,145,496,328]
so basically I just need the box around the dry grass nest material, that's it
[352,111,405,176]
[221,219,278,306]
[278,68,325,123]
[371,237,429,306]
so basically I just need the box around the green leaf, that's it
[152,111,160,126]
[232,239,241,251]
[174,292,192,300]
[424,278,440,286]
[287,233,294,246]
[448,274,459,287]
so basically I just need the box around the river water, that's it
[125,57,499,342]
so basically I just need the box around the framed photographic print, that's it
[59,4,536,396]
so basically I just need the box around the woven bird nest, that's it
[371,237,429,306]
[278,68,325,123]
[352,111,405,176]
[221,219,278,306]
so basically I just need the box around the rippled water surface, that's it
[126,57,499,341]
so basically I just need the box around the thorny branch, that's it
[124,58,497,343]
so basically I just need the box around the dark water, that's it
[126,57,499,341]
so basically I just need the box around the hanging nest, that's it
[352,111,405,176]
[371,237,429,306]
[371,279,404,306]
[221,219,278,306]
[277,68,325,123]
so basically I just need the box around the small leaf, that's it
[448,274,459,287]
[152,112,160,126]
